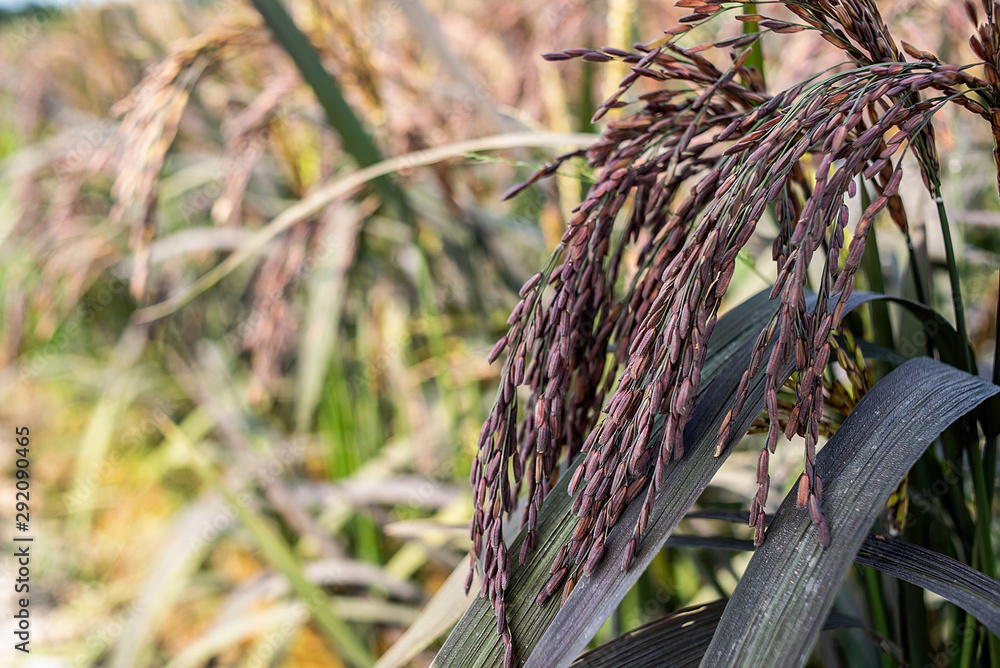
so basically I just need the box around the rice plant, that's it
[3,1,1000,666]
[446,1,1000,666]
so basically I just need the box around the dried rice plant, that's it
[109,27,268,299]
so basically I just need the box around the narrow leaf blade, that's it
[570,601,862,668]
[856,535,1000,636]
[570,601,727,668]
[701,357,999,668]
[654,526,1000,639]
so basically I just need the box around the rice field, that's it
[0,1,998,667]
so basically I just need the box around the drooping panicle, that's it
[470,0,986,647]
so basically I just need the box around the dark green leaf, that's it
[855,535,1000,636]
[249,0,410,221]
[701,357,998,668]
[662,525,1000,638]
[569,600,863,668]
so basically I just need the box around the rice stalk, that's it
[468,2,1000,659]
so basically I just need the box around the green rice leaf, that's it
[701,357,998,667]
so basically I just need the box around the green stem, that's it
[935,184,997,668]
[986,433,997,531]
[932,188,984,563]
[250,0,413,226]
[860,230,894,346]
[925,444,974,561]
[988,288,1000,668]
[863,567,894,668]
[742,3,765,90]
[994,277,1000,387]
[858,180,894,355]
[987,281,1000,515]
[969,435,997,573]
[904,229,929,307]
[900,581,930,668]
[959,616,976,668]
[932,185,974,373]
[902,461,933,667]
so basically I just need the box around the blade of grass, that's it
[108,494,232,668]
[855,535,1000,636]
[317,351,394,567]
[69,325,147,535]
[375,558,480,668]
[931,183,974,373]
[858,180,894,353]
[164,603,308,668]
[171,346,346,560]
[646,528,1000,640]
[165,596,416,668]
[741,3,765,89]
[295,204,362,432]
[701,357,999,668]
[133,131,596,323]
[216,557,421,610]
[249,0,398,210]
[158,414,375,668]
[570,600,865,668]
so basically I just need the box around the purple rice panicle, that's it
[469,1,996,658]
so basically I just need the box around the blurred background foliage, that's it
[0,0,997,666]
